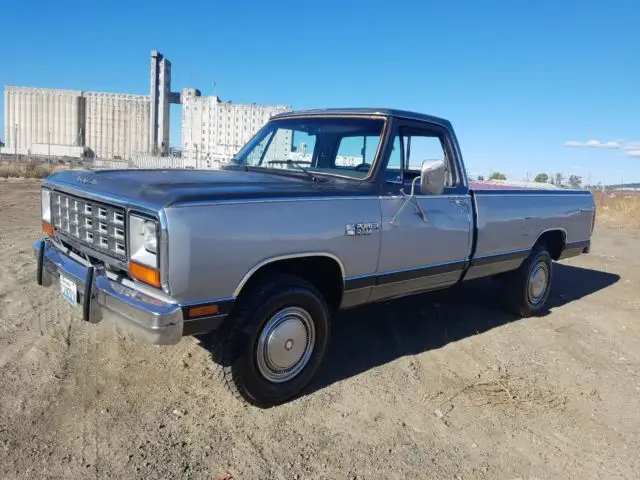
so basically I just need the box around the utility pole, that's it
[14,124,18,158]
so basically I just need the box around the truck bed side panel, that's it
[464,190,594,280]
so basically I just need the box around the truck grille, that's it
[51,191,127,261]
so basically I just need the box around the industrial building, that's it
[2,51,172,160]
[181,88,289,167]
[2,86,156,159]
[83,92,151,159]
[3,87,85,157]
[2,50,288,165]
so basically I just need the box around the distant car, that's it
[33,108,595,406]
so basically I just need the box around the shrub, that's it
[0,162,58,179]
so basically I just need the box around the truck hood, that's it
[44,168,371,211]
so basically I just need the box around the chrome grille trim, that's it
[51,191,127,261]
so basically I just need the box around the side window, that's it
[383,125,455,188]
[403,135,445,173]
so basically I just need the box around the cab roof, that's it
[272,108,452,129]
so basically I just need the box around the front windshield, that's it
[230,117,385,179]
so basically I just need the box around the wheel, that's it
[501,245,553,317]
[213,274,330,407]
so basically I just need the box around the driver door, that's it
[371,119,473,301]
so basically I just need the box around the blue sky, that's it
[1,0,638,184]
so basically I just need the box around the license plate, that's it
[60,274,78,306]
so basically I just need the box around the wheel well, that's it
[237,256,344,311]
[534,230,566,260]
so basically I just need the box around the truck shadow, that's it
[304,263,620,398]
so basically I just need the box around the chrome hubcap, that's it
[528,262,549,304]
[256,306,315,383]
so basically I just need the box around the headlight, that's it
[41,189,51,223]
[142,221,157,254]
[129,214,158,269]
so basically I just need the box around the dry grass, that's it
[594,190,640,228]
[0,161,68,179]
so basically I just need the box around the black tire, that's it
[213,274,330,408]
[501,245,553,317]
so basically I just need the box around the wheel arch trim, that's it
[532,228,568,260]
[532,227,568,248]
[233,252,347,298]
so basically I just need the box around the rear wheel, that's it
[501,245,553,317]
[213,274,330,407]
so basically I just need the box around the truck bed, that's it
[464,185,595,281]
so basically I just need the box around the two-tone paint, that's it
[39,108,595,340]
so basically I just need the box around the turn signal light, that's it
[42,221,54,236]
[188,304,219,318]
[129,261,161,287]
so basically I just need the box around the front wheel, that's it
[214,274,330,407]
[501,245,553,317]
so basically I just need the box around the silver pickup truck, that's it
[34,108,595,406]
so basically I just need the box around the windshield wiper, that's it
[266,160,320,182]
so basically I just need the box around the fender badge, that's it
[74,175,97,185]
[345,223,379,236]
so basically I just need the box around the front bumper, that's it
[33,238,183,345]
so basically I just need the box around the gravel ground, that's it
[1,180,639,479]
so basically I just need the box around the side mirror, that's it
[420,160,446,195]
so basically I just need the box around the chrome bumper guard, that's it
[33,238,183,345]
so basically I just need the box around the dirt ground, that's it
[1,179,639,480]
